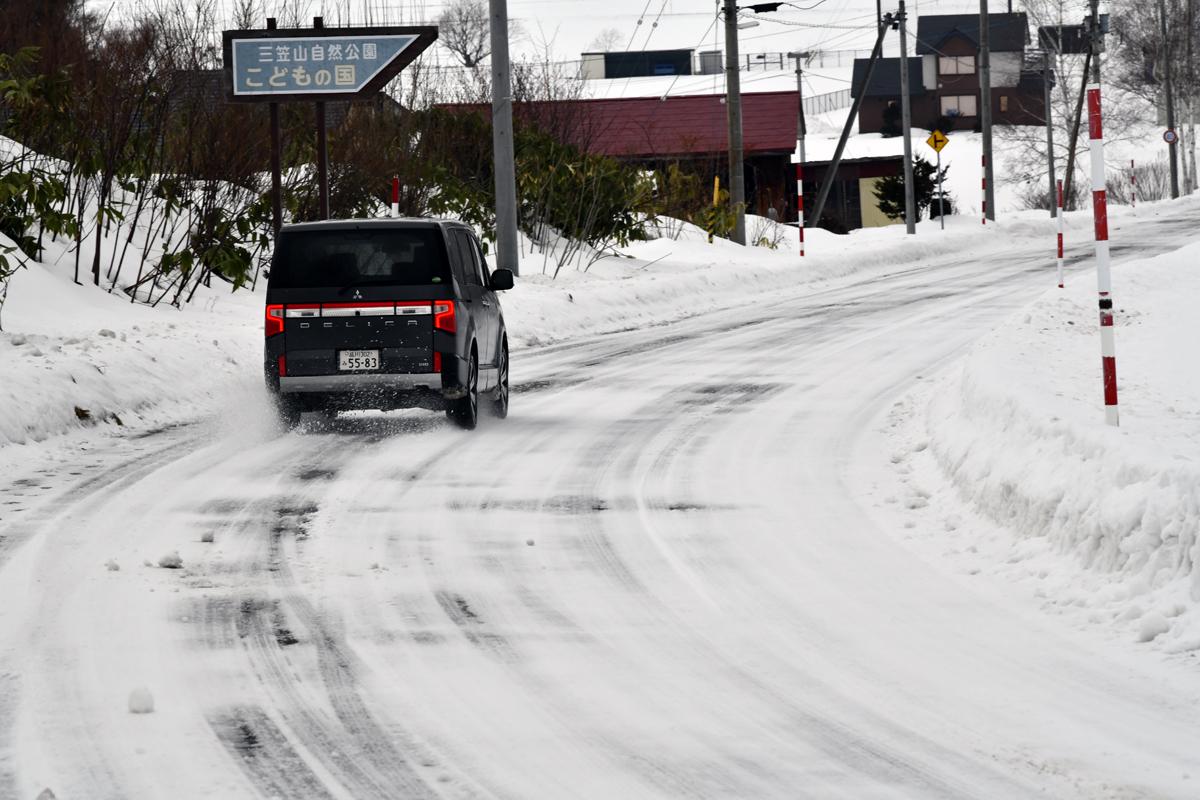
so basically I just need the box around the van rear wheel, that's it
[449,350,479,430]
[276,394,303,430]
[491,340,509,419]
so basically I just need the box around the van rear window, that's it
[271,227,450,288]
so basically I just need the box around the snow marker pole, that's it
[981,154,988,225]
[1087,84,1119,426]
[1056,179,1064,288]
[795,163,805,256]
[709,176,720,244]
[391,175,400,218]
[1130,159,1136,208]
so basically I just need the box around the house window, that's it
[999,95,1009,112]
[938,55,976,75]
[940,94,978,117]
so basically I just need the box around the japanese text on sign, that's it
[231,34,417,96]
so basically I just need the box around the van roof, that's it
[279,217,464,233]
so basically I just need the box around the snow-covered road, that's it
[3,210,1200,799]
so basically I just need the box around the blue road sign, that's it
[230,34,419,97]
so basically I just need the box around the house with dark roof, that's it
[852,12,1049,134]
[850,57,932,136]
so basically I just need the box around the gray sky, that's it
[89,0,1005,63]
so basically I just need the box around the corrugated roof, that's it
[915,13,1029,54]
[850,57,926,98]
[441,92,800,158]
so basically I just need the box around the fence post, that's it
[1130,159,1136,208]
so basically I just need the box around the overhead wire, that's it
[613,0,672,98]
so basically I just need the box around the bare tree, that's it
[438,0,491,68]
[586,27,622,53]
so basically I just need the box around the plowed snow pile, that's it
[927,239,1200,651]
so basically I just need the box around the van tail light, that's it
[432,351,442,372]
[265,304,284,337]
[433,301,456,333]
[277,355,287,377]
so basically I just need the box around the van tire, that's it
[491,339,509,419]
[276,394,303,429]
[449,348,479,430]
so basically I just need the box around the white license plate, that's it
[339,350,380,371]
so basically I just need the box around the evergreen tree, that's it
[880,100,901,137]
[873,156,948,221]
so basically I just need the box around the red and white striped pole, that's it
[795,163,805,257]
[981,154,988,225]
[1056,179,1065,288]
[391,175,400,218]
[1088,84,1119,426]
[1130,159,1137,208]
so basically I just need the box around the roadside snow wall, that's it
[928,240,1200,651]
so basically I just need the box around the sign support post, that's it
[936,148,944,230]
[313,17,330,219]
[267,17,282,234]
[925,129,948,230]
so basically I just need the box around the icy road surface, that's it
[3,211,1200,799]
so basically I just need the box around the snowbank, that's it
[925,240,1200,651]
[0,233,260,445]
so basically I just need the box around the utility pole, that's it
[979,0,995,221]
[810,15,892,228]
[490,0,521,274]
[1185,0,1195,194]
[898,2,915,234]
[1043,50,1057,217]
[1062,47,1093,208]
[1189,0,1196,193]
[723,0,747,245]
[1160,0,1180,198]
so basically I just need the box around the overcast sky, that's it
[90,0,1012,64]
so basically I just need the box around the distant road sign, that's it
[222,26,437,103]
[926,129,949,153]
[1164,129,1179,144]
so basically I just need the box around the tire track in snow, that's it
[0,423,204,568]
[504,310,1034,797]
[187,438,458,799]
[208,705,338,800]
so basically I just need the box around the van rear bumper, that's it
[280,372,444,394]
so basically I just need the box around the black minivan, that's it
[263,219,514,429]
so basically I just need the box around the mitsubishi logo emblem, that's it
[353,289,363,300]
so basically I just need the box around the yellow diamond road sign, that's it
[926,130,949,152]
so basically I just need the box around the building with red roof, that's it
[439,90,907,232]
